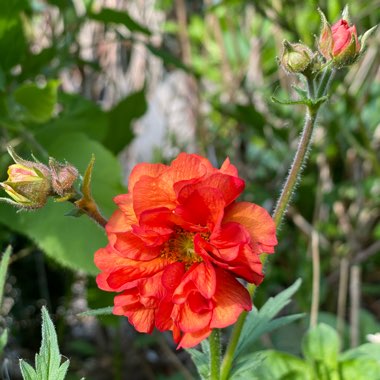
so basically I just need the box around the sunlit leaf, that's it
[13,81,59,123]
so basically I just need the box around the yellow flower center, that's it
[161,228,208,267]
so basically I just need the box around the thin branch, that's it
[349,265,361,348]
[310,230,320,328]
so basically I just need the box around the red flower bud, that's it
[318,8,361,68]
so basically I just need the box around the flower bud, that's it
[280,41,313,75]
[49,158,79,196]
[318,8,361,68]
[0,157,51,209]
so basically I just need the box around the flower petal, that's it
[210,268,252,329]
[177,327,212,349]
[175,187,225,229]
[133,176,177,217]
[173,262,216,303]
[219,157,239,177]
[178,299,212,333]
[223,202,277,253]
[106,257,169,290]
[113,232,161,260]
[128,162,168,193]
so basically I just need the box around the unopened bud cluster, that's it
[0,147,79,210]
[280,6,377,75]
[280,41,315,75]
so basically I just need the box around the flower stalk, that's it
[210,329,221,380]
[68,155,108,229]
[220,67,336,380]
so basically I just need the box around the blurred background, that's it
[0,0,379,379]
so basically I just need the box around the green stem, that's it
[306,75,316,99]
[272,105,318,227]
[210,329,221,380]
[317,68,335,98]
[219,70,335,380]
[220,284,255,380]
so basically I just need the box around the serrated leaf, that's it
[302,323,340,369]
[0,245,11,305]
[19,360,37,380]
[89,8,151,35]
[0,133,124,274]
[37,307,61,376]
[79,306,113,317]
[56,359,70,379]
[235,279,303,358]
[19,307,70,380]
[13,80,59,123]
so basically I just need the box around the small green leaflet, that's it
[19,307,72,380]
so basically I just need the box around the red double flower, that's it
[95,153,277,348]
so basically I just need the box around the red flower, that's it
[330,20,360,57]
[95,153,277,348]
[318,11,361,68]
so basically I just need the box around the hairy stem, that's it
[210,329,221,380]
[272,105,318,227]
[220,69,336,379]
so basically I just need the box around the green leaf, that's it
[0,0,28,72]
[245,350,312,380]
[104,89,147,154]
[19,360,37,380]
[0,133,124,274]
[340,343,380,363]
[186,341,210,380]
[0,245,11,305]
[19,306,70,380]
[145,43,195,74]
[79,306,113,317]
[13,80,59,123]
[89,8,152,35]
[37,307,62,376]
[230,352,262,379]
[235,279,303,358]
[0,329,8,354]
[339,359,380,380]
[302,323,340,369]
[215,103,265,132]
[36,93,108,143]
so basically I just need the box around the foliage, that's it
[188,280,304,379]
[0,0,379,379]
[251,324,380,380]
[0,246,11,356]
[19,306,80,380]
